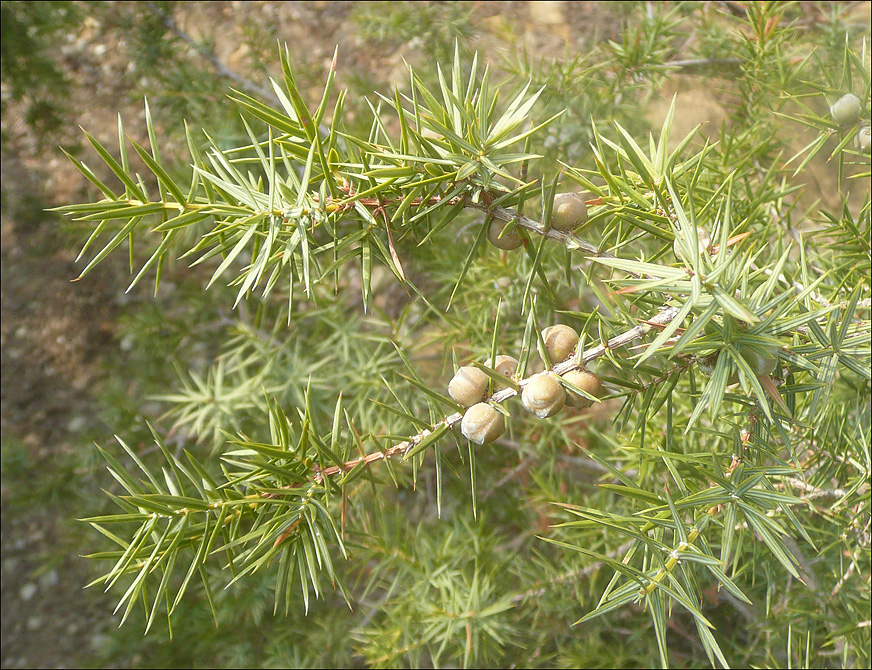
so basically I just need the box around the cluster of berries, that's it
[447,324,602,445]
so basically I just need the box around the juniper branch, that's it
[300,305,679,484]
[510,540,636,604]
[466,201,611,258]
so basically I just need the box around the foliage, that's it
[0,1,80,141]
[49,2,871,668]
[351,0,476,63]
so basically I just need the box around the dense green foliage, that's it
[0,1,79,140]
[40,2,872,667]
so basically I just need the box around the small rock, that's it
[39,568,59,589]
[141,402,163,416]
[19,582,38,601]
[529,0,565,24]
[67,416,88,433]
[71,372,93,392]
[90,633,114,654]
[26,615,42,630]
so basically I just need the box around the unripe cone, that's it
[561,370,601,408]
[487,219,522,250]
[830,94,861,125]
[542,324,579,365]
[522,373,566,418]
[484,355,518,390]
[461,403,505,444]
[448,366,489,407]
[740,346,777,376]
[673,227,711,261]
[551,193,588,231]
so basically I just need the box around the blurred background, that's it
[1,2,869,667]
